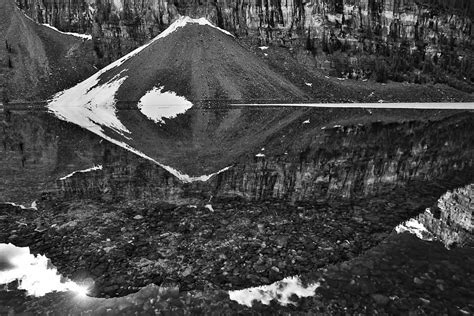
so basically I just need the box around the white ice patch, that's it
[59,165,103,180]
[259,46,269,50]
[229,276,319,307]
[305,82,313,87]
[41,23,92,40]
[302,119,310,124]
[204,204,215,212]
[395,218,434,241]
[137,87,193,124]
[255,153,265,157]
[0,243,89,297]
[231,103,474,110]
[48,71,130,137]
[1,202,36,210]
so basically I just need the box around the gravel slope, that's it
[0,0,96,102]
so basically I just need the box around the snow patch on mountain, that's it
[164,16,234,38]
[41,23,92,40]
[138,87,193,124]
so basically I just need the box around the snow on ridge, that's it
[59,165,103,181]
[19,8,91,40]
[41,23,92,40]
[229,276,320,307]
[138,87,193,124]
[163,16,235,38]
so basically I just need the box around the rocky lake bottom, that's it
[0,173,472,314]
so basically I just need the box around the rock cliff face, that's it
[2,111,473,206]
[26,112,474,204]
[16,0,473,87]
[417,184,473,247]
[210,112,474,201]
[0,111,198,205]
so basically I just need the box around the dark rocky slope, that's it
[0,0,97,102]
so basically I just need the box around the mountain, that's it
[0,0,96,102]
[17,0,474,92]
[47,16,311,180]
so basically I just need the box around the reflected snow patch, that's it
[138,87,193,124]
[395,218,435,241]
[163,16,234,38]
[0,244,90,297]
[1,202,37,210]
[48,71,130,137]
[229,276,319,307]
[59,165,103,180]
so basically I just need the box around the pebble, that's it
[372,294,390,305]
[413,277,424,285]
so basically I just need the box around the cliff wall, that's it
[417,184,473,247]
[210,112,474,201]
[52,112,474,204]
[2,111,472,206]
[16,0,473,87]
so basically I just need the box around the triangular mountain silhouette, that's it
[48,16,310,181]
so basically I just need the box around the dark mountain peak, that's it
[47,15,308,181]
